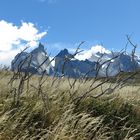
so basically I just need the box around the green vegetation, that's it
[0,70,140,140]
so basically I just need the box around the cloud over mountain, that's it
[0,20,47,65]
[75,45,111,60]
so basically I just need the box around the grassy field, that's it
[0,70,140,140]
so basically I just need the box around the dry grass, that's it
[0,70,140,140]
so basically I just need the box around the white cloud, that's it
[75,45,110,60]
[0,20,47,66]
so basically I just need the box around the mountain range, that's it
[11,43,140,78]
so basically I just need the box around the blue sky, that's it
[0,0,140,64]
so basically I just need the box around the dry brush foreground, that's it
[0,70,140,140]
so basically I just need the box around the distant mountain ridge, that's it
[11,44,140,77]
[54,49,97,78]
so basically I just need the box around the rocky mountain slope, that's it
[11,43,53,75]
[11,44,140,77]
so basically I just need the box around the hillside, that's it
[0,70,140,140]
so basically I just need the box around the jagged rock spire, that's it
[11,43,53,75]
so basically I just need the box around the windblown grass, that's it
[0,71,140,140]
